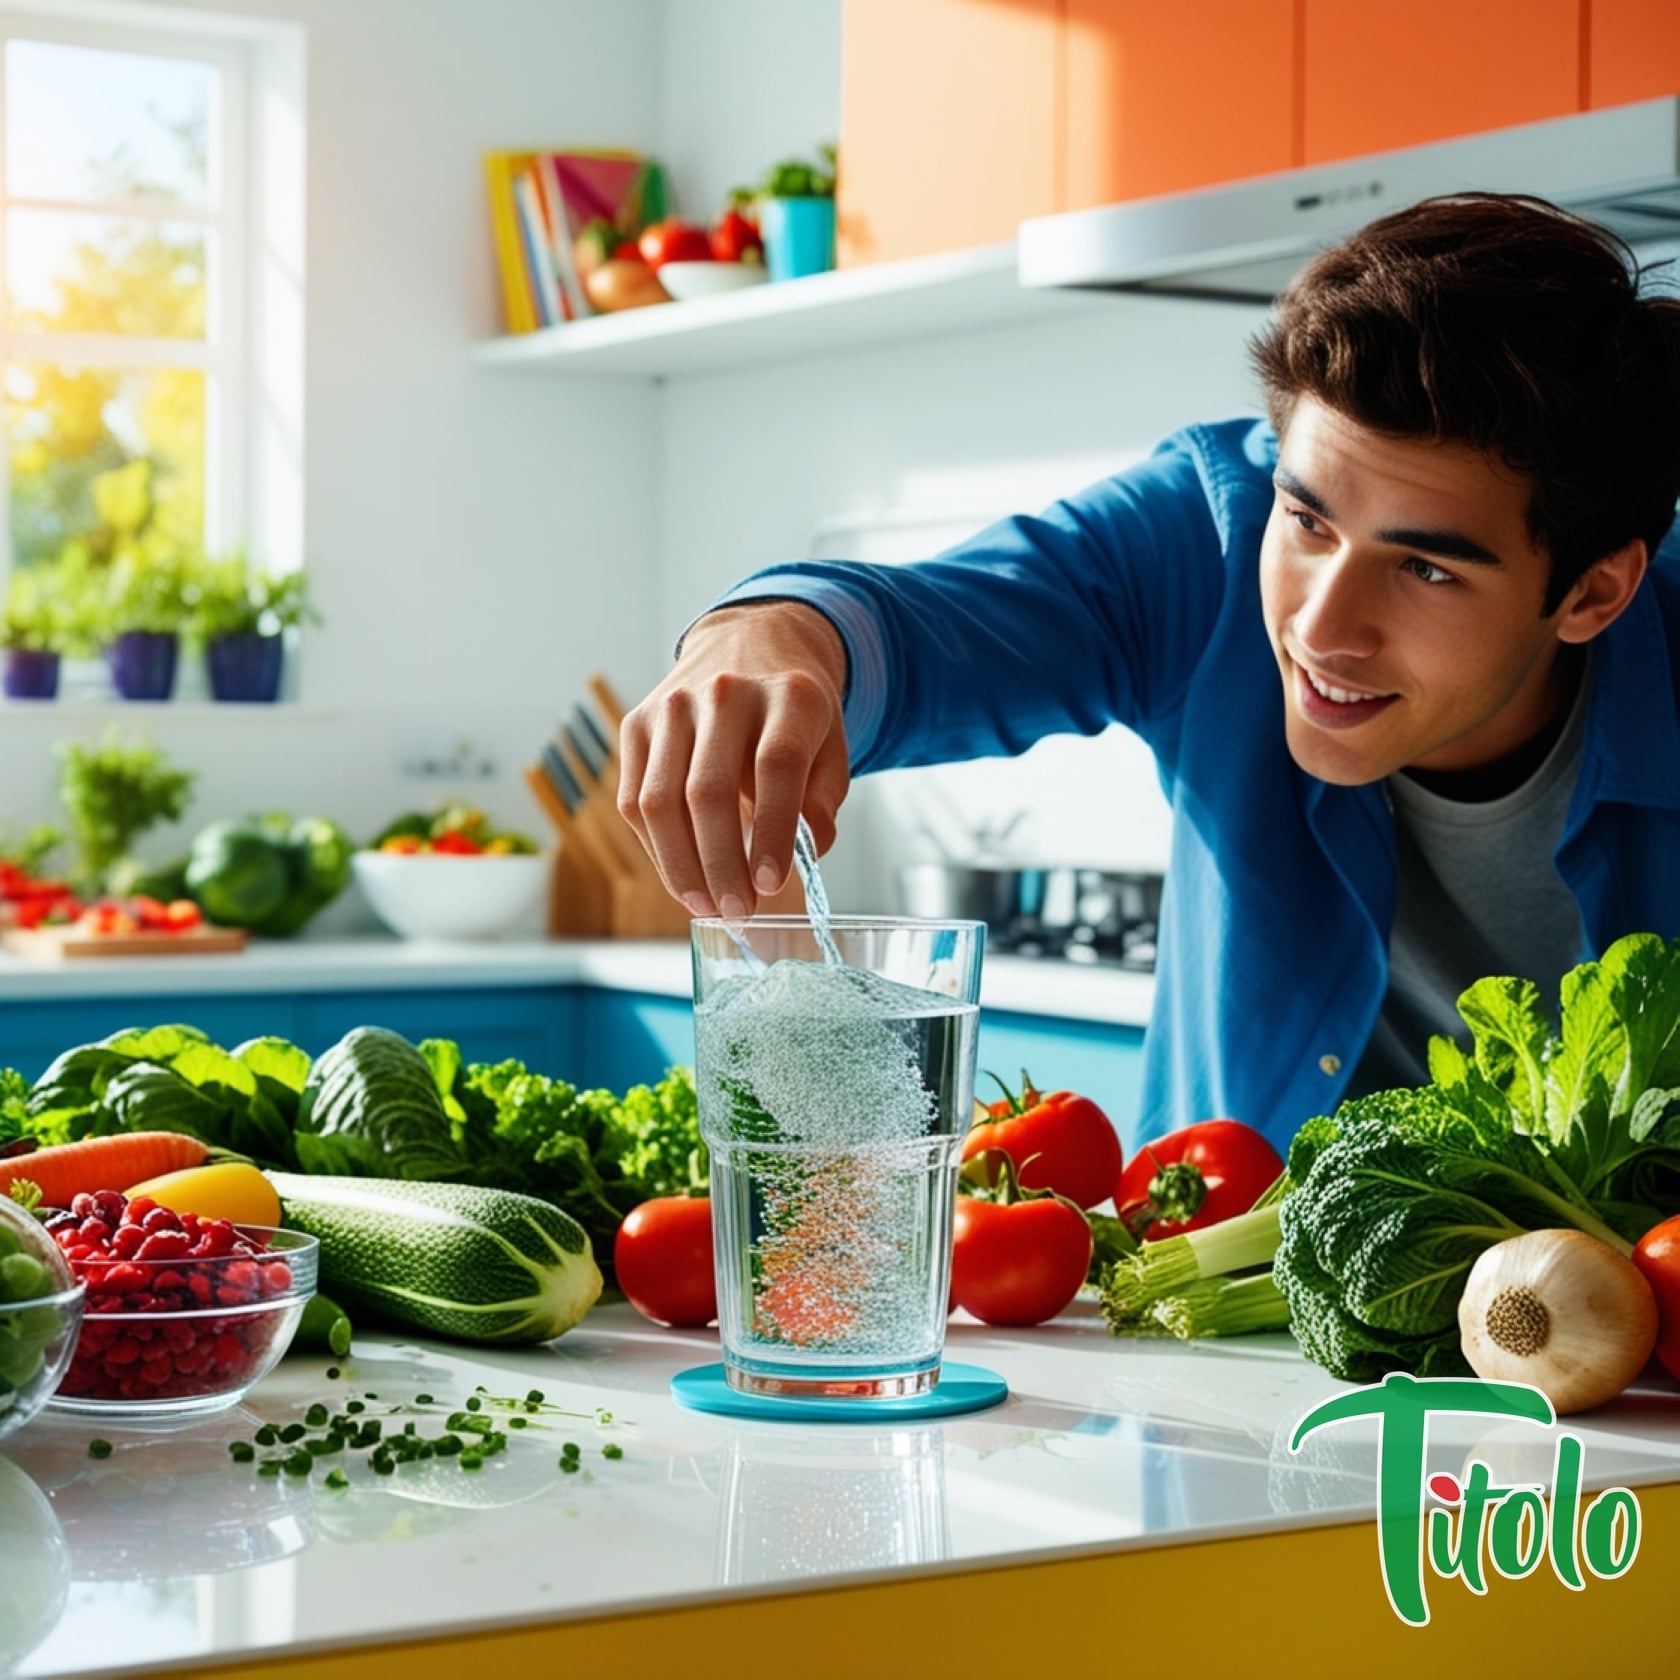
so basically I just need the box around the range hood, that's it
[1018,95,1680,304]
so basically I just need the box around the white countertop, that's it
[0,938,1154,1027]
[7,1301,1680,1678]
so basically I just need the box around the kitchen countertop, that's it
[0,938,1155,1027]
[6,1302,1680,1679]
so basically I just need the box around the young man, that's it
[616,193,1680,1149]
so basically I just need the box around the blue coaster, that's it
[670,1361,1007,1422]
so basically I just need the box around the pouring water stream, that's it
[720,815,843,970]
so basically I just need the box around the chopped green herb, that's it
[283,1452,313,1477]
[345,1400,365,1414]
[324,1468,349,1491]
[509,1416,528,1429]
[255,1424,279,1447]
[325,1367,341,1380]
[526,1388,545,1404]
[602,1443,624,1461]
[88,1440,113,1460]
[304,1403,330,1428]
[229,1441,257,1462]
[415,1393,434,1405]
[559,1458,579,1474]
[278,1423,306,1444]
[465,1395,482,1412]
[258,1461,283,1478]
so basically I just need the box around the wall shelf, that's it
[475,241,1110,380]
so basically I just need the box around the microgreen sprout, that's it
[228,1387,628,1490]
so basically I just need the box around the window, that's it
[0,9,248,610]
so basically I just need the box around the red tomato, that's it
[614,1195,717,1329]
[950,1192,1093,1326]
[163,899,202,930]
[429,831,484,855]
[637,219,714,270]
[960,1072,1121,1210]
[710,208,763,263]
[1632,1214,1680,1383]
[1115,1119,1283,1242]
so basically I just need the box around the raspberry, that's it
[91,1189,127,1223]
[136,1230,191,1262]
[111,1224,146,1258]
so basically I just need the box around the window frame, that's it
[0,6,251,567]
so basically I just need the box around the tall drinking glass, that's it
[693,916,984,1399]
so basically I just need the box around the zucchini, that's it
[271,1174,602,1345]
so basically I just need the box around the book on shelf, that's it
[513,168,565,328]
[483,148,668,334]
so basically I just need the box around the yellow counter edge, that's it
[157,1479,1680,1680]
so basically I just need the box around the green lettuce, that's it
[1275,932,1680,1382]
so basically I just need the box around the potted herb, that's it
[102,548,192,701]
[56,731,196,897]
[748,144,837,282]
[191,554,319,704]
[2,568,64,700]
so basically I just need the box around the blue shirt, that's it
[711,419,1680,1151]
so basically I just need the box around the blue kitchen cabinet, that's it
[0,986,580,1084]
[291,987,579,1071]
[573,990,695,1091]
[0,995,299,1084]
[976,1009,1146,1151]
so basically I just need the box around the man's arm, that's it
[618,425,1246,918]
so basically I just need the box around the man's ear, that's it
[1555,538,1648,645]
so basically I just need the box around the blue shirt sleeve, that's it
[703,429,1233,775]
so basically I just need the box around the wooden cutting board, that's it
[2,923,249,960]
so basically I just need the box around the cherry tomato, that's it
[613,1195,717,1329]
[710,208,763,263]
[950,1190,1093,1327]
[960,1071,1121,1210]
[637,219,714,270]
[1115,1118,1283,1242]
[428,831,484,855]
[1632,1214,1680,1383]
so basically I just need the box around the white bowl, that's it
[352,851,549,941]
[657,260,769,301]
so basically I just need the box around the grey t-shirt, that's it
[1348,670,1592,1099]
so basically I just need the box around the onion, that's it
[1458,1228,1657,1414]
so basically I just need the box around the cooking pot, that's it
[894,864,1046,931]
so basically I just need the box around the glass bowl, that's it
[49,1225,317,1419]
[0,1282,86,1445]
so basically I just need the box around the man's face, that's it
[1259,399,1580,786]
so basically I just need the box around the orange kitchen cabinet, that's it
[1302,0,1581,164]
[1589,0,1680,106]
[1062,1,1296,211]
[837,0,1059,267]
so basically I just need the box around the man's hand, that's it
[617,602,851,919]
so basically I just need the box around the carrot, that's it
[0,1131,211,1210]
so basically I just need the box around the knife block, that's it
[525,675,808,940]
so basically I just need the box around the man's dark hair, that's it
[1250,192,1680,613]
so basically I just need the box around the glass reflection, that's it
[716,1423,949,1586]
[0,1454,70,1674]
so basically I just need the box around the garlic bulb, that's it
[1458,1228,1657,1414]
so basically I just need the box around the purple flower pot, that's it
[107,631,179,701]
[3,648,60,700]
[207,633,285,703]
